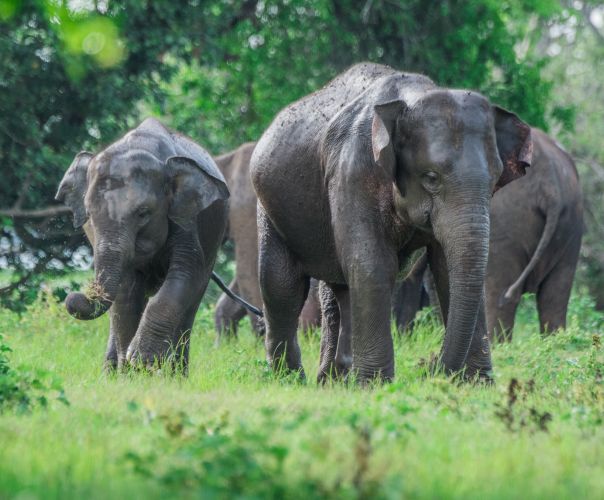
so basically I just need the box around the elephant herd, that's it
[56,63,583,384]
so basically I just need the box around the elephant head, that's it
[56,118,229,320]
[371,91,532,372]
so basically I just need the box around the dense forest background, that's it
[0,0,602,310]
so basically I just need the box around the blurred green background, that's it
[0,0,602,311]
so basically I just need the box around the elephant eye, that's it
[136,206,151,219]
[422,171,440,190]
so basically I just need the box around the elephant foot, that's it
[462,363,495,386]
[270,361,306,382]
[354,368,394,386]
[126,336,172,372]
[342,360,394,385]
[419,353,494,385]
[266,338,304,376]
[317,364,350,385]
[103,336,118,373]
[317,355,352,384]
[267,354,306,382]
[126,350,161,372]
[103,356,118,374]
[270,363,306,383]
[103,346,119,374]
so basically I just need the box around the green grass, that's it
[0,292,603,499]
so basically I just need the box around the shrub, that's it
[0,334,69,413]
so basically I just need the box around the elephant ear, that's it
[55,151,94,228]
[371,99,406,176]
[492,106,533,192]
[166,155,230,231]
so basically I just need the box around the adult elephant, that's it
[56,118,229,372]
[486,128,583,341]
[213,142,321,339]
[250,63,532,383]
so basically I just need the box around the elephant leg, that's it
[317,283,351,382]
[127,233,209,370]
[423,268,442,323]
[299,278,322,333]
[487,299,520,343]
[258,207,307,376]
[485,259,523,343]
[419,285,430,309]
[392,252,428,334]
[334,287,352,376]
[391,277,424,334]
[339,241,397,382]
[231,203,265,337]
[214,279,247,341]
[103,331,118,373]
[109,271,146,370]
[171,304,198,375]
[485,253,525,343]
[537,263,575,334]
[347,276,395,382]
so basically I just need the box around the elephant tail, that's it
[500,207,561,306]
[211,272,264,317]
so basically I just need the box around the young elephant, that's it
[213,142,321,339]
[56,118,229,371]
[251,63,532,383]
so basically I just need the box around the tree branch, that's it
[0,254,53,296]
[0,206,71,218]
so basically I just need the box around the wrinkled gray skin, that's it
[486,128,583,341]
[56,118,229,372]
[213,142,321,340]
[251,63,532,383]
[392,129,582,342]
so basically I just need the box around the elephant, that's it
[391,129,583,342]
[486,128,583,341]
[250,62,532,383]
[391,251,431,332]
[56,118,230,372]
[213,142,321,339]
[213,142,265,337]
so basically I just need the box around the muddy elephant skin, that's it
[213,143,321,339]
[56,118,229,372]
[251,63,532,383]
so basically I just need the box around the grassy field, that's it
[0,292,603,499]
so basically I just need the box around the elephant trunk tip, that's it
[65,291,110,320]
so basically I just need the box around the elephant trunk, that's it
[435,204,490,374]
[65,234,130,320]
